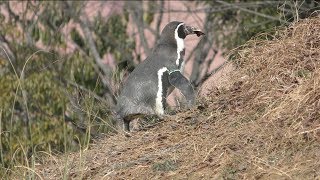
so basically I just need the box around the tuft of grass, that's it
[152,159,178,172]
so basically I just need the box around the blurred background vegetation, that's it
[0,0,319,175]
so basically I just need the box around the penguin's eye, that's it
[177,25,186,39]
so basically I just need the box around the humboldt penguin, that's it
[116,21,205,132]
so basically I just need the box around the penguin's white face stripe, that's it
[174,23,185,67]
[155,67,168,115]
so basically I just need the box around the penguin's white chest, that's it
[155,67,168,115]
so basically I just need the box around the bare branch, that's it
[195,60,228,88]
[0,35,17,65]
[189,14,215,86]
[78,16,117,104]
[126,1,151,56]
[190,38,209,84]
[155,0,165,44]
[64,1,116,104]
[216,0,288,24]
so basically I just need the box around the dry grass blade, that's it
[14,166,44,180]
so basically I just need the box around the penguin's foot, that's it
[124,131,132,138]
[159,114,171,120]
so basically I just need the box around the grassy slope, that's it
[15,17,320,179]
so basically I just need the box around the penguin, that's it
[116,21,205,133]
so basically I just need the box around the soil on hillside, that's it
[19,16,320,179]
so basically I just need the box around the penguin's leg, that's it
[120,114,145,135]
[116,115,132,137]
[168,70,195,107]
[123,117,131,132]
[123,120,132,137]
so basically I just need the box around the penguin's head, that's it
[159,21,205,44]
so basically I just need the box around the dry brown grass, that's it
[29,17,320,179]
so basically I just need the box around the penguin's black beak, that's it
[184,25,205,37]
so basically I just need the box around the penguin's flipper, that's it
[168,70,195,107]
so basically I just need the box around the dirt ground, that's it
[21,16,320,179]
